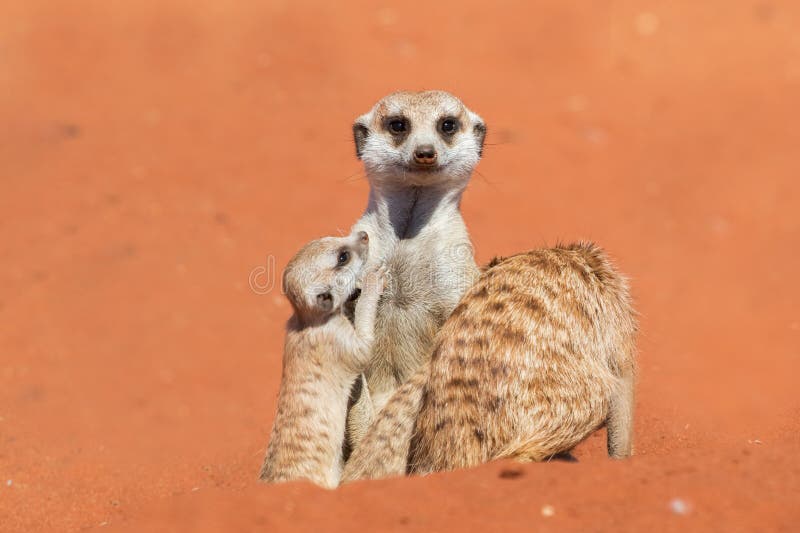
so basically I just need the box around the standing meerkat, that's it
[259,231,386,489]
[346,91,486,447]
[343,243,637,481]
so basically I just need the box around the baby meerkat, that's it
[343,243,637,481]
[347,91,486,448]
[259,231,386,489]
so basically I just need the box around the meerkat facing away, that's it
[342,243,637,481]
[259,231,386,489]
[346,91,486,449]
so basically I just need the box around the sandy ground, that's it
[1,1,799,531]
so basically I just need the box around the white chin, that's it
[373,166,459,186]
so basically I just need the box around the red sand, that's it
[1,1,799,531]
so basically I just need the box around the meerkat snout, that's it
[316,291,334,312]
[413,144,437,166]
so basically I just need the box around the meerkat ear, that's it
[482,255,504,272]
[473,122,487,158]
[316,291,334,312]
[353,122,369,159]
[466,109,486,158]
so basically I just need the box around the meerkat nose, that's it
[413,145,437,165]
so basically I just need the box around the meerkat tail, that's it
[341,364,429,483]
[606,361,636,458]
[345,374,374,453]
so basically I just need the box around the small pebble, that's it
[669,498,690,515]
[541,505,555,517]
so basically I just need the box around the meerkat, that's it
[258,231,386,489]
[342,242,637,481]
[346,90,486,449]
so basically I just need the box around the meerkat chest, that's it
[392,238,454,296]
[377,237,477,351]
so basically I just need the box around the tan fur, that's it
[259,232,386,488]
[342,243,637,481]
[346,91,485,450]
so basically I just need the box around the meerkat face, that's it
[353,91,486,187]
[283,231,370,321]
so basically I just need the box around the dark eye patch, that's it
[437,116,461,145]
[438,117,460,135]
[337,249,351,267]
[388,119,406,133]
[383,116,410,145]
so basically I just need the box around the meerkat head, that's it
[283,231,370,323]
[352,90,486,188]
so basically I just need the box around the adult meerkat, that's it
[347,91,486,447]
[343,243,637,481]
[259,231,386,489]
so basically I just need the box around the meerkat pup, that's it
[343,243,637,481]
[346,91,486,448]
[259,231,386,489]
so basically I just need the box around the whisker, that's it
[474,169,502,191]
[337,170,367,184]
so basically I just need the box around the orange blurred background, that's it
[1,1,798,531]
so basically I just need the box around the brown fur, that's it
[342,242,637,481]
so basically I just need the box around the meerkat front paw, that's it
[353,263,387,346]
[363,263,388,298]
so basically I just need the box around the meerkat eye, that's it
[337,249,351,267]
[387,118,408,134]
[439,117,459,135]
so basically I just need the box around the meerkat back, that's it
[408,243,638,473]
